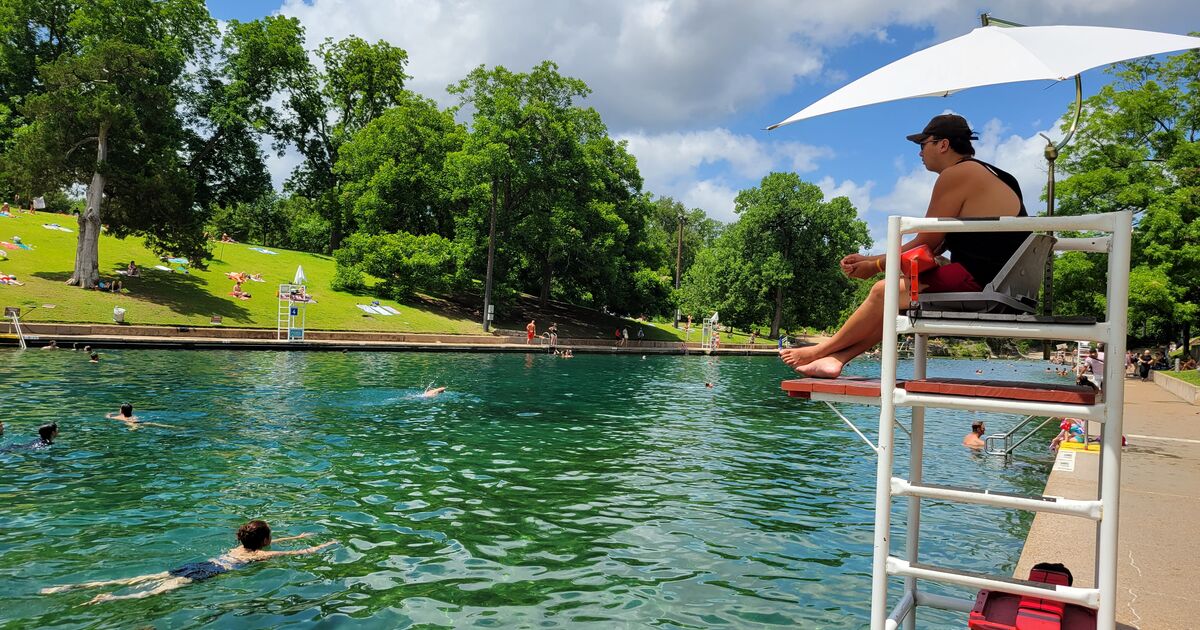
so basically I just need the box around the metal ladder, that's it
[869,211,1131,629]
[8,311,27,349]
[983,414,1058,457]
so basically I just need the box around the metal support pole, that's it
[674,212,684,327]
[871,216,904,630]
[1096,211,1131,629]
[482,179,498,333]
[903,334,928,630]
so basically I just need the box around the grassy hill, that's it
[0,211,781,344]
[0,211,480,333]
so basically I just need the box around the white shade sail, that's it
[770,25,1200,129]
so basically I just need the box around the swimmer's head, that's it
[971,420,986,435]
[237,519,272,550]
[39,422,58,442]
[120,403,133,417]
[89,353,99,362]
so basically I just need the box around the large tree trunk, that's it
[68,123,108,289]
[539,253,552,307]
[770,284,783,339]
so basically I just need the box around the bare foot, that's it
[795,356,846,379]
[779,345,824,368]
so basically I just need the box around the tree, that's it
[278,36,410,252]
[1054,47,1200,344]
[335,92,466,237]
[680,173,870,337]
[448,61,654,322]
[3,5,307,287]
[6,0,214,287]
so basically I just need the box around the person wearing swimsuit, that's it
[780,114,1029,378]
[40,519,336,604]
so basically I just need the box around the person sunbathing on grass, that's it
[105,403,175,430]
[40,519,336,604]
[0,273,23,285]
[779,114,1029,379]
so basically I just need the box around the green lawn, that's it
[1160,369,1200,387]
[0,212,479,333]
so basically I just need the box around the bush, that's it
[334,231,457,299]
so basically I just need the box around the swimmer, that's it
[41,340,58,350]
[105,403,175,430]
[2,422,57,451]
[705,382,714,388]
[422,386,446,398]
[963,421,986,449]
[41,520,336,604]
[89,353,99,363]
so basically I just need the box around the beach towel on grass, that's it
[153,265,171,271]
[42,223,73,232]
[250,247,278,255]
[356,304,376,314]
[381,305,400,314]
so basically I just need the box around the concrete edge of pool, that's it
[1014,377,1200,629]
[0,322,786,354]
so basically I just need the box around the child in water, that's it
[41,520,335,604]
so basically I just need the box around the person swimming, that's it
[40,519,335,604]
[2,422,57,452]
[422,386,446,398]
[105,403,174,430]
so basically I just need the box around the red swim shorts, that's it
[919,263,981,293]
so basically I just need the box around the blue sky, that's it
[205,0,1200,248]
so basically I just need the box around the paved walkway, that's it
[1016,378,1200,629]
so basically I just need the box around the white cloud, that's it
[682,180,739,221]
[817,176,875,215]
[275,0,977,131]
[617,128,830,221]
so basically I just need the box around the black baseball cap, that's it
[906,114,978,143]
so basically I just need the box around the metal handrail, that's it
[9,313,26,350]
[984,414,1057,456]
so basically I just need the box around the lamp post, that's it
[673,210,685,327]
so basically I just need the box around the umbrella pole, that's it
[1039,75,1083,359]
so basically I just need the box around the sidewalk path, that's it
[1016,378,1200,628]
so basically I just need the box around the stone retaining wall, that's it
[1152,370,1200,405]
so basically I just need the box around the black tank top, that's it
[942,157,1031,286]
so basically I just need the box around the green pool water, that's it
[0,350,1058,628]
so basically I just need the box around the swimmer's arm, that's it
[139,422,176,429]
[272,532,315,543]
[260,541,336,558]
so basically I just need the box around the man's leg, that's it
[780,277,908,370]
[795,335,881,379]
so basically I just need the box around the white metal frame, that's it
[863,211,1132,629]
[277,283,308,341]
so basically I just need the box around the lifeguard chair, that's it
[782,211,1131,629]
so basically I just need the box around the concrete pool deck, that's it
[1,321,789,354]
[1015,377,1200,629]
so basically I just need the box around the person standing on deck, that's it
[780,114,1030,378]
[526,320,536,345]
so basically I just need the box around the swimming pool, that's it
[0,350,1058,627]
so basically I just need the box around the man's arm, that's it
[272,533,315,543]
[258,540,336,559]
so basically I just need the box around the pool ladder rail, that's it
[7,309,27,349]
[781,211,1132,630]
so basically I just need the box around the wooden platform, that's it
[781,377,1098,405]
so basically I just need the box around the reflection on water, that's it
[0,350,1057,627]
